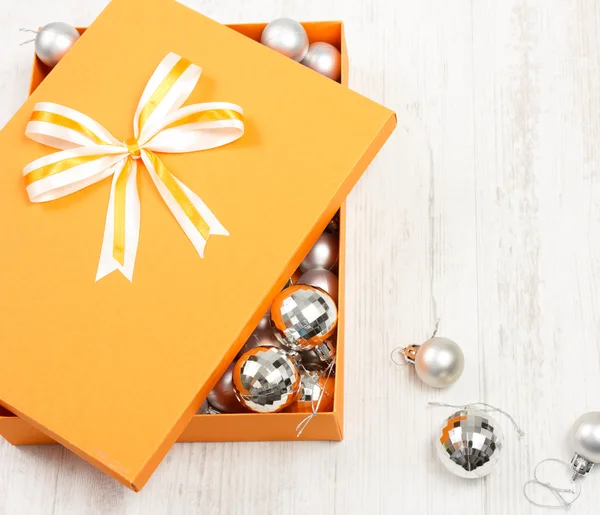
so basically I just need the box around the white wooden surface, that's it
[1,0,599,513]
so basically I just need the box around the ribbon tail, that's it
[96,158,140,282]
[141,150,228,259]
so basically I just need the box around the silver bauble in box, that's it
[403,337,464,388]
[436,409,504,479]
[297,269,338,303]
[206,363,247,413]
[285,370,335,413]
[260,18,309,62]
[271,285,337,351]
[299,232,339,273]
[233,346,300,413]
[35,22,80,68]
[301,42,342,81]
[569,411,600,478]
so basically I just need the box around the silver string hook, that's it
[430,317,440,338]
[523,458,582,510]
[428,401,525,438]
[19,28,38,46]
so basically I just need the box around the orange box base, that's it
[0,21,347,445]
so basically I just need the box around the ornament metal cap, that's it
[312,340,336,363]
[402,343,420,364]
[571,452,594,480]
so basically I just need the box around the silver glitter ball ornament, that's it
[301,42,342,81]
[436,409,504,479]
[207,363,247,413]
[35,22,80,68]
[285,370,335,413]
[297,269,338,303]
[233,346,300,413]
[403,337,464,388]
[261,18,309,62]
[271,285,338,351]
[299,232,339,273]
[569,411,600,478]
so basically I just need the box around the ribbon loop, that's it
[22,53,244,282]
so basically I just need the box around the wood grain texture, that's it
[1,0,599,513]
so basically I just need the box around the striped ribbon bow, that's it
[23,53,244,281]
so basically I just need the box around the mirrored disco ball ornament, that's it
[271,285,338,351]
[232,346,300,413]
[286,370,335,413]
[436,409,504,478]
[260,18,309,62]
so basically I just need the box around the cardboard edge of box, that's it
[0,19,396,491]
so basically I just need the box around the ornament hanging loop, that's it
[428,401,525,438]
[19,28,38,46]
[430,317,440,338]
[390,347,409,367]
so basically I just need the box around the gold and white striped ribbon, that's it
[23,53,244,281]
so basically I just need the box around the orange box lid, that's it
[0,0,396,490]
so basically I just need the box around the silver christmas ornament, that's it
[299,232,339,273]
[271,284,337,351]
[207,363,247,413]
[233,346,300,413]
[569,411,600,479]
[436,409,504,479]
[301,42,342,81]
[286,370,335,413]
[35,22,80,68]
[297,269,338,303]
[261,18,309,62]
[402,337,464,388]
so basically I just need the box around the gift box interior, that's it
[0,0,395,492]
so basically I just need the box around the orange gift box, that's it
[0,0,396,492]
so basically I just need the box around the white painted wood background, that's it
[1,0,599,513]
